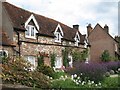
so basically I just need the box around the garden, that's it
[0,49,120,89]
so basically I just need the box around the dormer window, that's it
[25,25,37,39]
[25,14,39,39]
[74,32,80,46]
[54,24,64,43]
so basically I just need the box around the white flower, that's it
[50,77,53,80]
[71,75,74,80]
[74,74,77,78]
[77,76,80,79]
[98,82,101,86]
[65,75,68,78]
[76,82,79,85]
[80,73,83,75]
[78,80,81,83]
[82,82,84,85]
[91,81,94,84]
[95,84,97,86]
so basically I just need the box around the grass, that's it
[101,75,120,88]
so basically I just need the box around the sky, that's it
[6,0,119,37]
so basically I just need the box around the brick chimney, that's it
[87,24,93,36]
[104,24,109,33]
[73,25,79,30]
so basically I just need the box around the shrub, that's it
[72,49,88,62]
[105,72,110,77]
[36,64,54,77]
[109,70,115,75]
[1,57,50,88]
[100,50,111,62]
[66,61,107,83]
[104,61,120,73]
[52,71,66,79]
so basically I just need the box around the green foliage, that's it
[102,76,119,88]
[62,48,69,67]
[52,71,66,79]
[1,57,50,88]
[101,50,111,62]
[50,53,56,67]
[37,64,54,77]
[37,56,44,66]
[51,78,77,88]
[72,49,88,61]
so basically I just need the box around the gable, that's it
[54,24,64,36]
[25,14,39,30]
[88,24,117,43]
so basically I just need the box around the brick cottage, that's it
[87,24,120,61]
[0,1,87,69]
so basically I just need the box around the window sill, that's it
[25,36,36,39]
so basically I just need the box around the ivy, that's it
[50,53,56,67]
[72,49,88,62]
[62,48,70,67]
[38,56,44,66]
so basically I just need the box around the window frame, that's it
[25,25,37,39]
[0,50,8,57]
[25,55,36,70]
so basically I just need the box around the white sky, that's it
[7,0,119,37]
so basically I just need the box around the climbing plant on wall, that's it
[72,48,88,62]
[50,53,56,67]
[62,47,72,67]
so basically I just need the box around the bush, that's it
[66,61,107,83]
[1,57,50,88]
[104,61,120,73]
[100,50,111,62]
[36,64,54,77]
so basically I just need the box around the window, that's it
[25,25,37,39]
[54,32,62,43]
[74,32,80,46]
[115,44,118,52]
[25,56,36,70]
[0,50,8,57]
[55,56,62,68]
[54,24,64,43]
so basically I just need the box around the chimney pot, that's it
[104,24,109,33]
[87,23,93,36]
[73,25,79,30]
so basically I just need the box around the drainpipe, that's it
[15,30,21,57]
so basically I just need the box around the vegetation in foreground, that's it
[1,57,120,89]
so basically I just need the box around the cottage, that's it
[87,23,120,61]
[0,1,87,69]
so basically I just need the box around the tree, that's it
[101,50,111,62]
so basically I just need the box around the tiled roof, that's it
[0,31,16,47]
[3,2,85,43]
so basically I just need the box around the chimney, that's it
[73,25,79,30]
[87,24,93,36]
[104,24,109,33]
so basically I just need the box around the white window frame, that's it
[25,25,37,39]
[54,24,64,43]
[55,56,62,68]
[74,32,80,46]
[25,56,36,70]
[115,44,118,52]
[0,50,8,57]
